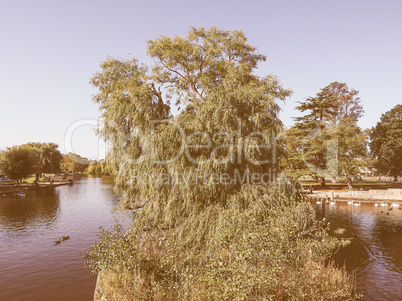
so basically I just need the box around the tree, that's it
[85,27,359,299]
[329,82,366,189]
[285,85,338,186]
[23,142,63,181]
[370,104,402,180]
[92,27,291,215]
[0,145,35,183]
[285,82,366,189]
[60,153,89,173]
[336,120,367,188]
[60,154,75,173]
[328,82,363,124]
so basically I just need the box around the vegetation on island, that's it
[83,27,362,300]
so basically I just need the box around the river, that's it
[0,176,128,301]
[1,178,401,300]
[314,200,402,300]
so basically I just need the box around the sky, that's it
[1,0,401,160]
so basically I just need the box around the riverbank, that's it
[0,181,72,195]
[93,274,101,301]
[302,181,402,192]
[307,188,402,203]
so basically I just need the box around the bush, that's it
[83,179,359,300]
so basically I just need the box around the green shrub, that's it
[83,179,360,300]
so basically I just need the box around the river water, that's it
[1,178,401,300]
[0,176,128,301]
[314,200,402,300]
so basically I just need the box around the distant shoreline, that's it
[0,181,71,194]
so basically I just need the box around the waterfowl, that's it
[380,203,387,207]
[353,202,361,207]
[54,239,61,245]
[347,201,353,205]
[316,200,322,204]
[61,236,70,241]
[374,203,379,207]
[330,201,336,205]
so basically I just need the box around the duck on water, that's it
[54,236,70,245]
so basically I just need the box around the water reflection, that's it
[0,176,127,301]
[313,200,402,300]
[0,189,60,235]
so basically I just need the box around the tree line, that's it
[0,143,112,183]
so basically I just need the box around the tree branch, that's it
[159,59,206,103]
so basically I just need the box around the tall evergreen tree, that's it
[285,82,365,188]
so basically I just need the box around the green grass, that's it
[22,174,57,184]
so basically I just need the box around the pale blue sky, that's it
[1,0,401,159]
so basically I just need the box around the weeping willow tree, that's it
[85,27,360,300]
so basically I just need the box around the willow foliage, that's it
[91,27,291,228]
[86,27,360,300]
